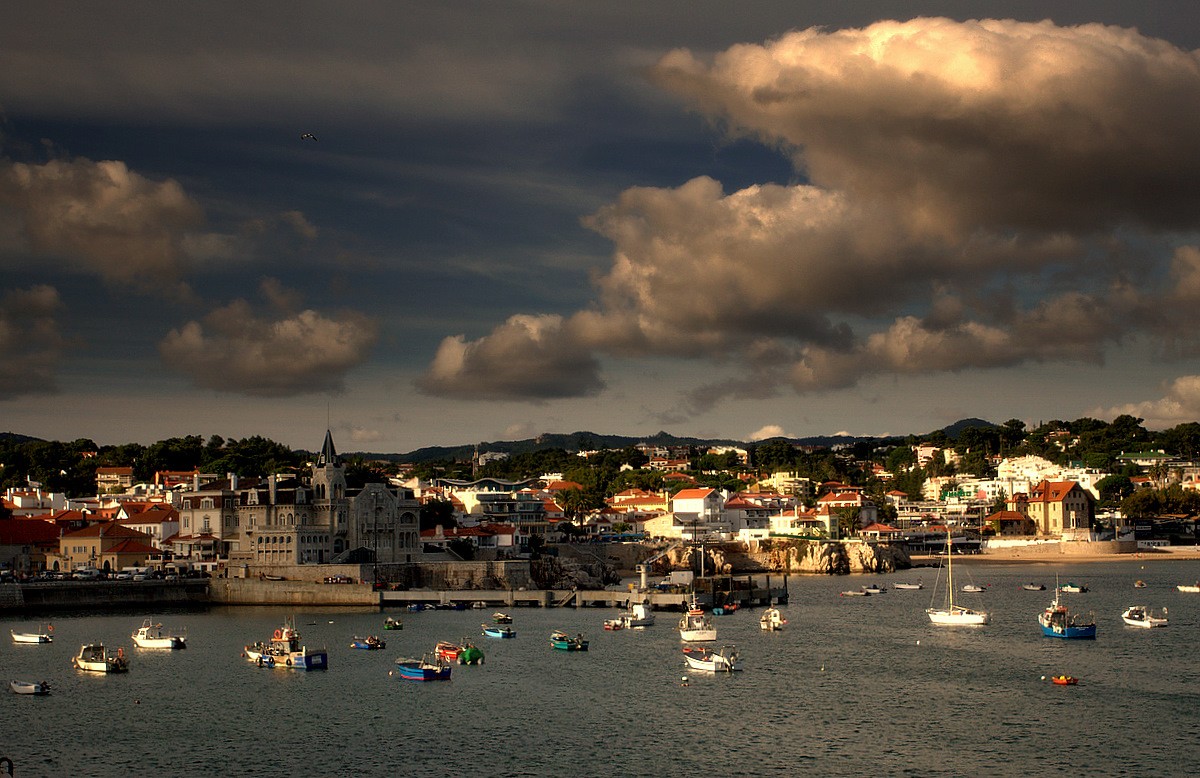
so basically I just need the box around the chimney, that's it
[193,472,200,491]
[229,472,238,491]
[269,474,277,504]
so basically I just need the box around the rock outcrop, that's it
[748,539,911,575]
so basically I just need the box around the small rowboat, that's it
[383,617,403,630]
[893,582,923,590]
[1050,675,1078,686]
[1177,583,1200,593]
[603,618,624,631]
[482,624,516,639]
[11,626,53,644]
[350,635,386,650]
[10,680,51,695]
[549,630,588,651]
[1022,583,1046,591]
[394,653,451,681]
[492,612,513,624]
[840,590,869,597]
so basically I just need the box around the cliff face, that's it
[749,540,912,575]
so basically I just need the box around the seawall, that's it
[208,578,379,606]
[0,581,208,613]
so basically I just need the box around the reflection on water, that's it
[3,561,1200,776]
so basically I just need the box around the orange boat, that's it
[1051,675,1078,685]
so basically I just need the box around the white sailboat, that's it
[926,532,990,626]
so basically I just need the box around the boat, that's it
[10,627,53,644]
[620,600,656,628]
[131,619,187,649]
[492,612,513,624]
[1176,583,1200,593]
[383,617,403,630]
[1050,675,1079,686]
[435,640,464,661]
[457,642,485,665]
[1121,605,1168,628]
[482,624,516,639]
[603,618,624,630]
[1058,582,1088,594]
[549,630,589,651]
[681,644,741,672]
[677,596,717,642]
[9,680,51,695]
[711,602,739,615]
[759,607,786,631]
[927,531,990,626]
[1134,580,1147,589]
[893,582,923,590]
[861,584,886,594]
[72,642,129,673]
[407,603,428,612]
[394,653,452,681]
[1039,581,1096,639]
[349,635,386,650]
[243,617,328,670]
[961,584,985,593]
[840,589,870,597]
[1022,583,1046,591]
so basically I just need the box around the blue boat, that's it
[550,630,588,651]
[1038,590,1096,639]
[394,653,452,681]
[349,635,386,650]
[243,617,328,669]
[482,624,516,639]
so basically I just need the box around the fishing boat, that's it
[1121,605,1168,628]
[620,600,656,628]
[927,531,989,626]
[677,596,717,642]
[1133,580,1147,589]
[759,607,786,631]
[549,630,589,651]
[1176,583,1200,593]
[349,635,386,650]
[840,589,870,597]
[862,584,886,594]
[131,619,187,649]
[383,616,403,630]
[893,582,923,590]
[603,618,624,630]
[10,625,53,644]
[1039,581,1096,639]
[1058,582,1088,594]
[457,642,485,665]
[1051,675,1078,686]
[394,653,452,681]
[1022,583,1046,591]
[492,612,513,624]
[243,617,328,670]
[482,624,516,638]
[9,680,51,695]
[435,640,464,661]
[681,644,741,672]
[72,643,129,673]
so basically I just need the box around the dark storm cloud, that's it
[0,285,65,399]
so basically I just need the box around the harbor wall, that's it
[208,578,378,606]
[0,581,207,613]
[981,539,1137,556]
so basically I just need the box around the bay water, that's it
[3,560,1199,777]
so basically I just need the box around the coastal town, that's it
[3,418,1199,598]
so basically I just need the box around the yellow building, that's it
[58,521,159,572]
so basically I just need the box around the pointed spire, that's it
[318,429,339,467]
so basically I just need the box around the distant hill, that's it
[0,431,43,445]
[358,420,998,463]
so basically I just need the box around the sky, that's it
[4,2,1200,454]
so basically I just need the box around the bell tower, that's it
[311,429,349,560]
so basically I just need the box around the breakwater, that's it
[0,580,208,613]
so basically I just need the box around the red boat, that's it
[1051,675,1078,685]
[435,641,463,661]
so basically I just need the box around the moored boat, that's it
[893,582,923,590]
[1058,582,1088,594]
[549,630,588,651]
[383,616,403,630]
[681,644,741,672]
[862,584,886,594]
[840,589,870,597]
[11,625,53,644]
[1176,583,1200,593]
[482,624,516,638]
[927,531,990,626]
[492,612,513,624]
[759,607,786,631]
[10,679,51,695]
[603,618,624,630]
[961,584,985,593]
[243,617,328,670]
[1039,583,1096,639]
[1022,583,1046,591]
[132,619,187,649]
[435,640,464,661]
[394,653,452,681]
[72,642,128,673]
[1121,605,1168,628]
[350,635,386,650]
[678,596,717,641]
[457,642,485,665]
[621,600,656,628]
[1051,675,1078,686]
[1133,580,1147,589]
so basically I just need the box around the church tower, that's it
[310,429,349,560]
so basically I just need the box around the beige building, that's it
[1016,480,1093,536]
[57,521,159,571]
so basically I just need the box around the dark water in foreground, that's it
[3,560,1200,777]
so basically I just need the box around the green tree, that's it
[419,498,458,531]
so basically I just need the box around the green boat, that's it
[383,617,402,630]
[549,630,588,651]
[457,642,485,665]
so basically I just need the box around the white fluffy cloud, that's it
[0,285,65,399]
[160,283,379,397]
[0,157,204,285]
[422,18,1200,412]
[1098,376,1200,429]
[748,424,788,441]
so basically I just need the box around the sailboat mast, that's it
[946,530,955,612]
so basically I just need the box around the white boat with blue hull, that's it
[244,617,328,670]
